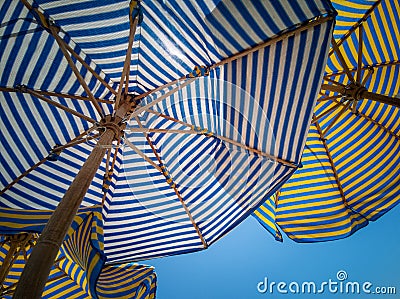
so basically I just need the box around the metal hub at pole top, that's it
[342,83,367,101]
[98,94,141,143]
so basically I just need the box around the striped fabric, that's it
[97,264,157,299]
[0,207,157,298]
[326,0,399,74]
[253,194,283,241]
[1,0,336,263]
[104,20,334,262]
[253,0,399,242]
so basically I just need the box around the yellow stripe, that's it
[279,218,353,232]
[332,0,372,11]
[357,197,398,219]
[341,138,398,186]
[379,4,397,60]
[350,182,399,215]
[282,177,336,189]
[253,211,275,228]
[285,218,365,239]
[277,197,344,212]
[258,204,275,218]
[335,128,391,175]
[278,209,354,225]
[365,18,386,63]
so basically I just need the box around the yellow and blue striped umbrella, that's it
[0,0,338,296]
[0,206,157,298]
[254,0,399,242]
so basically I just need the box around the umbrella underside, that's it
[0,0,337,264]
[254,0,399,242]
[0,206,157,298]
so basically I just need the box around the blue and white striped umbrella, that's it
[1,0,335,269]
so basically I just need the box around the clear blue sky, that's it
[147,205,400,299]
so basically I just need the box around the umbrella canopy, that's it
[1,0,336,296]
[253,0,399,242]
[0,206,157,298]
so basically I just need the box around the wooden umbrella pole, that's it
[13,104,129,299]
[360,90,400,108]
[321,84,400,107]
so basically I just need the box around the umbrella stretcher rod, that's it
[20,0,106,118]
[326,39,399,108]
[0,234,33,288]
[114,5,139,111]
[0,129,100,196]
[133,117,208,248]
[13,103,130,299]
[49,26,105,118]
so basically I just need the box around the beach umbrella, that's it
[0,206,157,298]
[0,0,336,296]
[254,0,399,242]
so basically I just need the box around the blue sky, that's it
[148,205,400,299]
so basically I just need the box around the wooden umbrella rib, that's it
[51,133,101,153]
[361,67,374,86]
[130,78,196,118]
[0,86,18,93]
[0,127,101,195]
[172,187,208,249]
[215,135,297,168]
[134,117,208,248]
[331,38,356,84]
[64,44,117,96]
[356,112,400,140]
[312,101,343,124]
[321,101,352,138]
[323,77,346,87]
[36,90,113,104]
[135,116,171,166]
[0,157,48,195]
[124,139,161,172]
[274,190,280,206]
[331,0,382,52]
[114,16,139,110]
[317,95,341,102]
[144,108,193,128]
[319,100,399,140]
[313,118,348,206]
[109,145,120,178]
[129,118,297,168]
[127,128,198,135]
[101,142,121,206]
[49,26,104,118]
[101,148,112,205]
[325,61,400,78]
[356,24,363,84]
[27,89,96,123]
[352,99,358,114]
[135,15,333,101]
[212,16,332,69]
[0,87,112,104]
[321,84,343,94]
